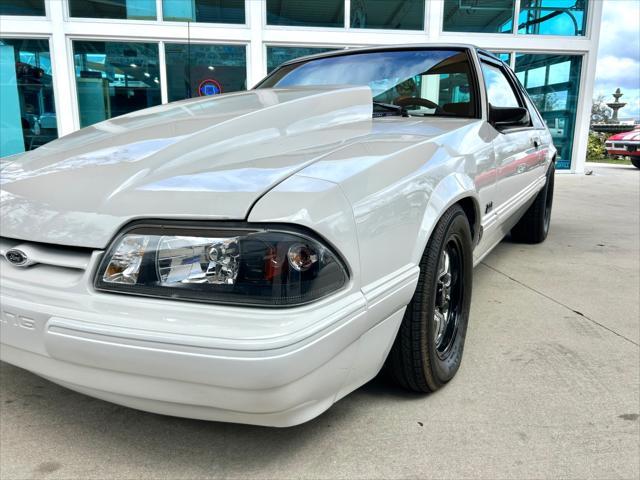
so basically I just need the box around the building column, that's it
[48,0,77,135]
[570,0,603,174]
[247,0,265,88]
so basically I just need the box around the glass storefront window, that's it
[162,0,245,24]
[69,0,156,20]
[518,0,587,36]
[491,52,512,64]
[73,41,161,128]
[515,53,582,169]
[443,0,515,33]
[267,0,344,27]
[0,0,45,16]
[350,0,424,30]
[165,43,246,101]
[266,46,337,73]
[0,38,57,157]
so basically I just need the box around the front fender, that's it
[411,172,481,265]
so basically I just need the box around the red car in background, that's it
[605,125,640,169]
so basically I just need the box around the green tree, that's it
[587,132,606,159]
[591,95,612,124]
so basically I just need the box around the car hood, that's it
[1,86,473,249]
[1,86,376,248]
[608,128,640,142]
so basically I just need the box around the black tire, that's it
[386,204,473,392]
[510,162,555,244]
[631,157,640,169]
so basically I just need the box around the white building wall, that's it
[0,0,603,172]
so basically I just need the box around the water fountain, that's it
[591,88,635,134]
[606,88,626,124]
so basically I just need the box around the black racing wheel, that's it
[511,162,555,243]
[386,204,473,392]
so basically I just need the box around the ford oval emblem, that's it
[5,249,28,267]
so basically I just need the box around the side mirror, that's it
[489,105,530,130]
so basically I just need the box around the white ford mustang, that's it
[0,45,555,427]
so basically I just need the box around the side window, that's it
[481,62,521,108]
[513,74,545,128]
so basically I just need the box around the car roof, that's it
[277,43,483,68]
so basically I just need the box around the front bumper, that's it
[605,141,640,157]
[0,258,418,426]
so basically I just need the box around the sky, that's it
[594,0,640,120]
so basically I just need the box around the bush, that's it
[587,132,606,160]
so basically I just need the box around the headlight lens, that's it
[95,224,348,306]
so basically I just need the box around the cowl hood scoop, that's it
[1,86,372,248]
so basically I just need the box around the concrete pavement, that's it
[1,163,638,479]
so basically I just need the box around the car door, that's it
[479,57,544,217]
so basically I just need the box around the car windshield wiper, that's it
[372,101,409,118]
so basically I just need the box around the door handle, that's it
[532,137,541,149]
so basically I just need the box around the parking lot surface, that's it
[1,163,638,480]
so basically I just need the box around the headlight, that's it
[95,223,349,306]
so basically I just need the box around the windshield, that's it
[257,49,477,118]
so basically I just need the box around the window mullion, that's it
[513,0,522,34]
[344,0,350,29]
[159,40,168,103]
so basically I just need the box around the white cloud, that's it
[595,56,640,90]
[598,0,640,61]
[595,0,640,119]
